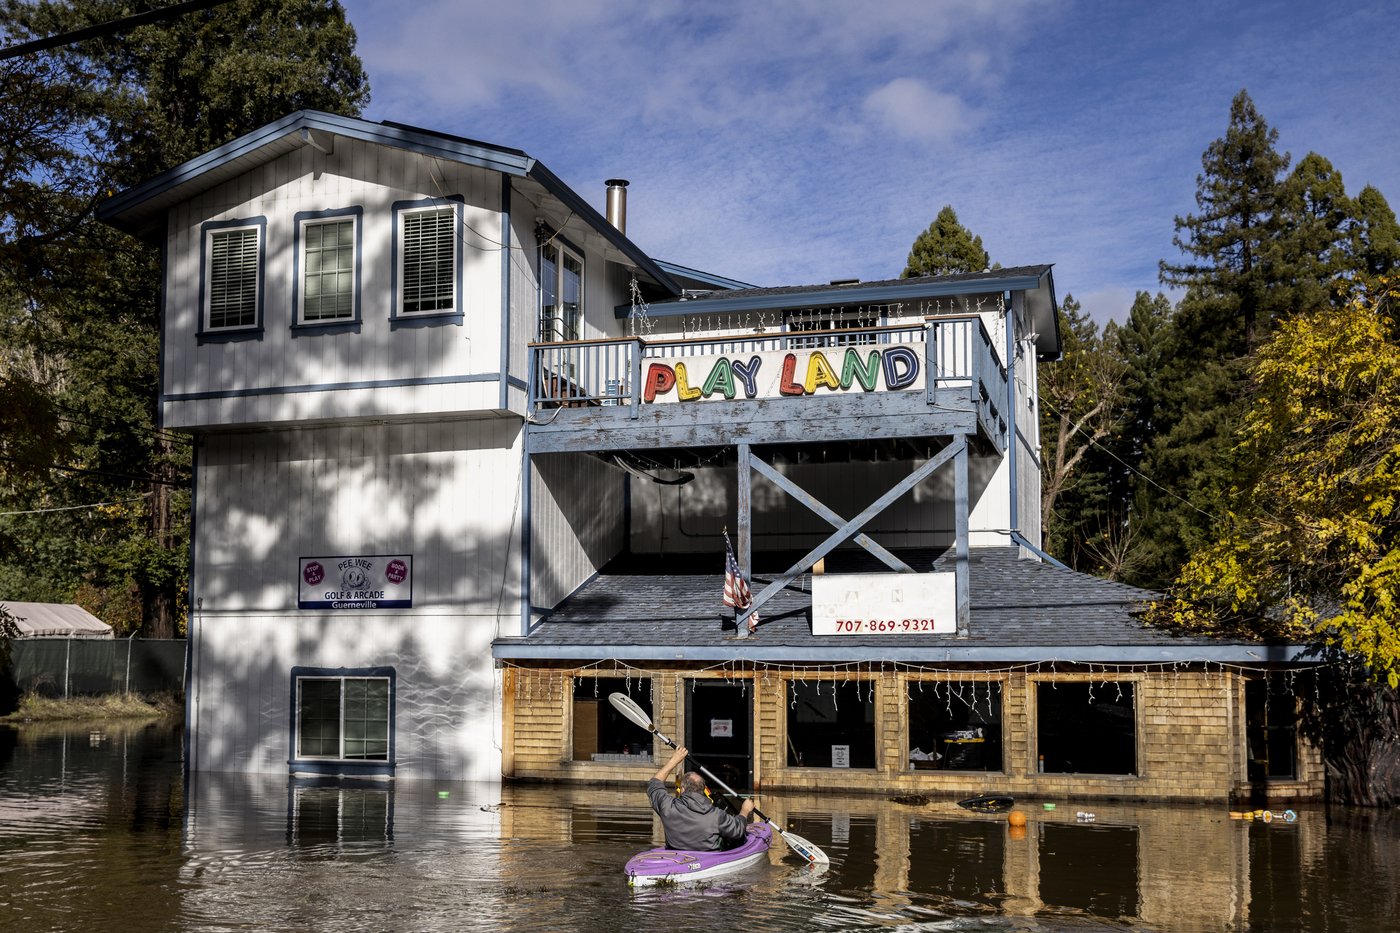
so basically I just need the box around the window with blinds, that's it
[207,227,260,329]
[301,219,356,322]
[400,207,456,314]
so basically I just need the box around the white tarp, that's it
[0,602,114,638]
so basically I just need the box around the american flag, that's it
[723,531,759,633]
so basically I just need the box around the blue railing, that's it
[528,316,1007,439]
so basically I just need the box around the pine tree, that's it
[902,205,991,278]
[1160,89,1289,351]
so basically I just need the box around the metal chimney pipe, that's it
[605,179,628,234]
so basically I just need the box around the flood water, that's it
[1,720,1396,932]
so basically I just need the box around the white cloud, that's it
[863,78,976,141]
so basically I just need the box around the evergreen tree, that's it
[1347,184,1400,278]
[0,0,368,636]
[1159,89,1289,352]
[902,205,991,278]
[1269,152,1356,313]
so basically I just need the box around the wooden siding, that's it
[164,138,506,428]
[195,419,523,612]
[190,615,503,781]
[188,417,527,779]
[503,666,1325,803]
[528,453,626,611]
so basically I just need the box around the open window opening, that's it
[1246,673,1298,781]
[908,680,1003,771]
[1036,680,1136,775]
[572,677,652,763]
[786,680,875,769]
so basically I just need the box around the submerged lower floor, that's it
[501,661,1325,804]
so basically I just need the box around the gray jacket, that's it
[646,778,748,851]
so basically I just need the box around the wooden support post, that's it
[737,443,753,637]
[629,338,643,420]
[955,437,970,636]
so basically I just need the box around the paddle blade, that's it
[778,828,830,866]
[608,692,656,733]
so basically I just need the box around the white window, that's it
[205,224,261,331]
[299,217,357,323]
[539,239,584,341]
[296,675,391,761]
[399,206,457,315]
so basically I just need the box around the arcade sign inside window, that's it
[810,572,956,635]
[299,555,413,610]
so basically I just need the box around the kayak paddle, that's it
[608,692,830,865]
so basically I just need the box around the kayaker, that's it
[647,745,755,851]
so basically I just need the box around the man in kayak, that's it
[647,745,755,851]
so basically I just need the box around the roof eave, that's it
[526,161,682,296]
[611,269,1051,319]
[97,110,538,242]
[491,642,1321,664]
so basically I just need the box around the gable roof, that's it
[493,547,1314,665]
[96,110,683,296]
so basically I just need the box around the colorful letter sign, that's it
[642,344,923,403]
[299,555,413,610]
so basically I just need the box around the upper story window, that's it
[539,236,584,342]
[391,197,463,325]
[294,207,362,329]
[200,217,266,338]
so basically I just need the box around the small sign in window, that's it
[831,744,851,768]
[710,719,733,738]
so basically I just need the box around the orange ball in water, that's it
[1007,810,1027,827]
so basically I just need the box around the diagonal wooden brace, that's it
[738,437,966,629]
[746,455,912,573]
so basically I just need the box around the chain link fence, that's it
[4,638,186,698]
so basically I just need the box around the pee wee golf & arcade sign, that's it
[299,555,413,610]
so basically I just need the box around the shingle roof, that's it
[650,265,1053,307]
[494,547,1313,664]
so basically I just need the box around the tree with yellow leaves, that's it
[1150,278,1400,803]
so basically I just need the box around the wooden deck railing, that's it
[527,316,1007,442]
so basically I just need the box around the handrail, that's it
[528,316,1007,418]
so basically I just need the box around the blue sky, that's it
[340,0,1400,324]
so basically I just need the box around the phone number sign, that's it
[811,572,956,635]
[299,555,413,610]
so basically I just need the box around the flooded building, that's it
[99,111,1321,802]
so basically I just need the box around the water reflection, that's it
[1,722,1398,932]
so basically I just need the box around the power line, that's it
[0,454,186,488]
[1039,396,1218,521]
[0,492,152,517]
[1,0,236,60]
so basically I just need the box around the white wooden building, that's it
[101,111,1320,801]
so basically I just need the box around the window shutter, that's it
[208,228,259,328]
[402,208,456,314]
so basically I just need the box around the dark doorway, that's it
[684,680,753,794]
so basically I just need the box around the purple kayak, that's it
[625,823,773,886]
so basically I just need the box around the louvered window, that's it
[207,227,260,329]
[301,219,356,322]
[400,207,456,314]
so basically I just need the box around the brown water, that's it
[0,720,1395,932]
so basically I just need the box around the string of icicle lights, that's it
[501,656,1323,722]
